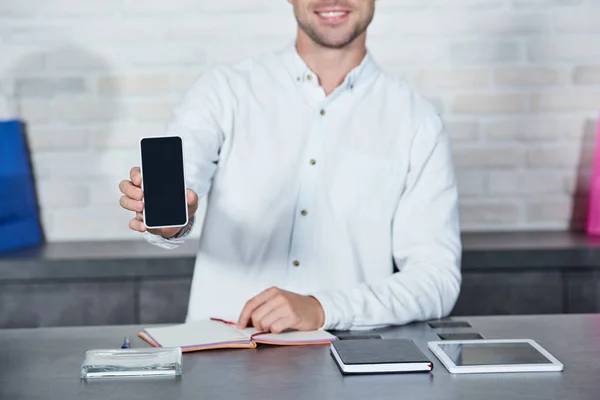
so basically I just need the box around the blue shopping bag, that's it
[0,119,43,252]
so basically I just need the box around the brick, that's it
[69,21,161,42]
[88,178,126,205]
[36,181,89,208]
[455,170,486,197]
[450,42,521,64]
[514,0,584,8]
[90,124,164,149]
[15,77,87,98]
[16,100,51,122]
[173,71,202,94]
[35,0,121,16]
[526,146,582,167]
[459,200,521,225]
[116,44,208,67]
[54,97,128,121]
[201,37,294,65]
[32,150,138,181]
[0,2,34,17]
[371,12,544,36]
[452,146,524,168]
[495,67,567,86]
[553,10,600,33]
[430,0,505,8]
[408,68,491,91]
[47,206,140,241]
[121,0,286,19]
[0,46,45,71]
[98,74,171,96]
[444,120,480,141]
[3,27,72,45]
[525,199,575,224]
[26,127,88,151]
[45,49,112,71]
[485,117,586,141]
[97,150,141,179]
[452,93,526,114]
[31,152,90,181]
[0,96,17,118]
[573,65,600,85]
[365,39,448,65]
[531,91,600,112]
[198,0,288,12]
[529,37,600,62]
[166,14,295,38]
[123,0,201,14]
[136,101,176,123]
[487,170,565,195]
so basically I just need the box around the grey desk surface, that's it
[1,314,599,400]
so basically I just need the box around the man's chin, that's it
[312,34,357,49]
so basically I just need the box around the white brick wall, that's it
[1,0,599,241]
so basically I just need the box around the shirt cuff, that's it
[142,215,195,250]
[311,291,354,331]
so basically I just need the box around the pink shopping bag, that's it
[587,115,600,235]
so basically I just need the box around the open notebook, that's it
[138,318,337,352]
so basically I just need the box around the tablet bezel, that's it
[428,339,564,374]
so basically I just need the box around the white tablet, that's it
[428,339,564,374]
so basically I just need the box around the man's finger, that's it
[256,306,288,333]
[120,195,144,212]
[136,212,144,221]
[130,167,142,186]
[186,189,198,207]
[270,317,293,334]
[237,287,280,329]
[119,180,144,200]
[128,218,147,232]
[250,296,286,331]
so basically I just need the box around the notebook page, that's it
[144,320,250,348]
[253,329,337,344]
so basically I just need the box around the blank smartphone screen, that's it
[140,136,187,228]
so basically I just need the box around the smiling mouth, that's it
[315,10,350,24]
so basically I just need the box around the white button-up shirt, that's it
[144,43,462,331]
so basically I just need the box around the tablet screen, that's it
[438,342,552,366]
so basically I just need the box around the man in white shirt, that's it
[119,0,462,333]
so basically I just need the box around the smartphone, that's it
[139,136,188,229]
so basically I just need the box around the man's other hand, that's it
[237,287,325,333]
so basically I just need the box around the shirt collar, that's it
[280,41,379,90]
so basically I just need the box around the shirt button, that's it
[309,159,316,165]
[307,74,313,81]
[320,109,326,116]
[301,210,308,216]
[293,260,300,267]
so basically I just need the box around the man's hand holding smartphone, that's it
[119,167,198,239]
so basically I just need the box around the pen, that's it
[121,336,130,349]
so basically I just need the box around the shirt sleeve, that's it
[312,114,462,331]
[143,70,226,249]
